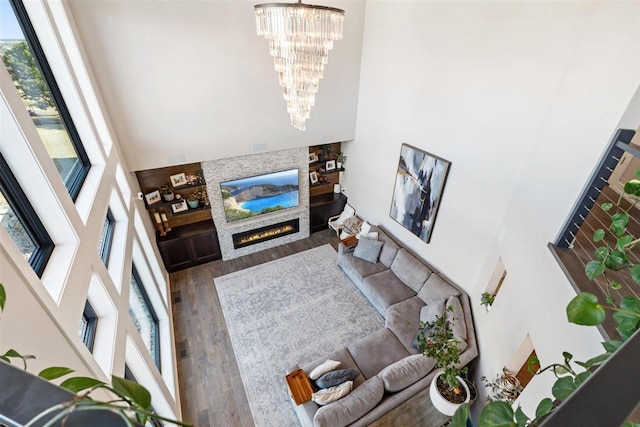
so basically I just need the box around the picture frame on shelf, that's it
[171,199,188,214]
[309,152,318,163]
[309,171,319,184]
[325,160,336,171]
[170,172,187,187]
[145,190,161,205]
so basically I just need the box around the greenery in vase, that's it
[0,283,191,427]
[160,185,173,195]
[480,292,495,308]
[416,305,467,397]
[481,367,522,403]
[337,152,347,165]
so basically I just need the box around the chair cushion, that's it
[361,270,417,316]
[347,329,410,379]
[338,251,388,284]
[313,376,384,427]
[417,274,460,305]
[378,354,435,392]
[390,249,432,292]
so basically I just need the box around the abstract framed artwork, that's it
[389,144,451,243]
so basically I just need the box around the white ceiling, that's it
[65,0,366,171]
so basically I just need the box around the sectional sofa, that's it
[289,226,478,427]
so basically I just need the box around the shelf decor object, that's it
[254,1,345,131]
[389,144,451,244]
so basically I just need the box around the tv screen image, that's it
[220,169,299,222]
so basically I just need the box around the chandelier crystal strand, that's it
[255,2,344,131]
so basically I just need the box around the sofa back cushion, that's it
[313,376,384,427]
[390,249,432,292]
[378,354,435,392]
[446,295,467,342]
[417,274,460,305]
[375,227,401,268]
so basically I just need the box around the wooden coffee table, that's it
[285,369,313,405]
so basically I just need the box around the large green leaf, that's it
[593,229,606,242]
[450,402,470,427]
[0,283,5,312]
[617,235,634,251]
[478,401,517,427]
[620,296,640,314]
[622,422,640,427]
[631,265,640,284]
[608,250,629,267]
[624,179,640,196]
[535,398,554,419]
[112,375,152,410]
[39,366,74,381]
[594,247,609,261]
[613,312,640,340]
[567,292,606,326]
[601,202,614,211]
[552,376,577,401]
[612,212,630,228]
[585,261,605,281]
[576,353,610,370]
[60,376,104,393]
[514,406,529,427]
[574,371,591,386]
[602,340,623,353]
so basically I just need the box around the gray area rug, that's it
[215,244,385,426]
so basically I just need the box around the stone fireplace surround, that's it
[202,148,310,260]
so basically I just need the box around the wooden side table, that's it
[341,235,358,248]
[368,386,451,427]
[285,369,313,405]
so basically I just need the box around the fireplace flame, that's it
[237,225,295,245]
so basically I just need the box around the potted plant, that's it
[480,292,495,310]
[187,190,201,209]
[336,152,347,169]
[160,185,174,202]
[481,367,522,403]
[416,306,470,416]
[318,144,333,162]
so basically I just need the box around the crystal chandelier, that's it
[255,1,344,131]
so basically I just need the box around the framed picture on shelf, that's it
[145,190,161,205]
[309,152,318,163]
[171,199,188,214]
[309,171,319,184]
[325,160,336,171]
[170,172,187,187]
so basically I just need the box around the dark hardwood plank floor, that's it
[170,229,341,427]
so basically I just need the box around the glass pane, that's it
[0,190,36,260]
[0,0,82,185]
[129,272,158,362]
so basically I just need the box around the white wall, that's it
[345,0,640,418]
[0,0,181,421]
[66,0,366,171]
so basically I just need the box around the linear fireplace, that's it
[232,219,300,249]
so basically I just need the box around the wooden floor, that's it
[169,229,341,427]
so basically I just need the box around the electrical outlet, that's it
[137,192,144,200]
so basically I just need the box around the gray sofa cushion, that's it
[347,329,409,379]
[361,270,417,316]
[417,274,460,304]
[385,296,424,354]
[376,228,401,268]
[313,376,384,427]
[446,295,467,341]
[390,249,433,292]
[338,246,389,284]
[378,354,435,392]
[353,236,384,263]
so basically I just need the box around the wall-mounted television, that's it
[220,168,299,223]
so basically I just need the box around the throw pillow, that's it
[419,299,446,324]
[309,359,341,380]
[313,377,384,427]
[417,274,460,305]
[446,295,467,341]
[315,369,360,389]
[311,380,353,406]
[353,236,384,264]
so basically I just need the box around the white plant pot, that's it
[429,372,471,416]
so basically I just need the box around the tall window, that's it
[79,301,98,352]
[0,154,53,276]
[0,0,90,200]
[124,365,164,427]
[97,209,115,265]
[129,266,160,369]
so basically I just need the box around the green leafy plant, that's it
[337,152,347,165]
[0,283,191,427]
[160,185,173,195]
[480,292,495,309]
[481,367,522,403]
[317,144,334,160]
[416,306,467,401]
